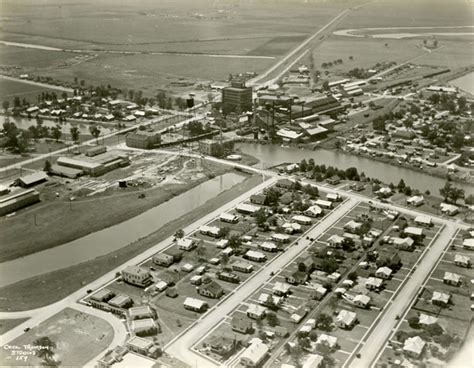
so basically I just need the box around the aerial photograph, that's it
[0,0,472,367]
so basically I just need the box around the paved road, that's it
[247,8,350,87]
[165,198,359,368]
[347,224,457,368]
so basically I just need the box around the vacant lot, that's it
[0,308,113,367]
[0,318,28,335]
[0,45,78,68]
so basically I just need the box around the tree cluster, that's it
[439,182,465,204]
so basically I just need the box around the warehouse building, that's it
[16,172,48,188]
[49,165,83,179]
[57,152,129,177]
[0,189,40,216]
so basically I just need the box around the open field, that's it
[0,318,28,335]
[34,53,275,92]
[336,0,473,29]
[0,0,345,50]
[0,174,263,312]
[0,308,114,367]
[0,78,65,101]
[0,0,350,91]
[0,44,79,68]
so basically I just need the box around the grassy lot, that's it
[0,45,78,68]
[0,308,113,367]
[0,78,66,102]
[0,174,263,312]
[0,318,29,335]
[1,1,343,48]
[338,0,472,29]
[35,52,275,93]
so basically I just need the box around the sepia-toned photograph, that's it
[0,0,472,367]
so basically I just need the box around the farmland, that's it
[337,0,473,29]
[0,0,350,93]
[0,78,66,101]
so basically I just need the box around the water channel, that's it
[236,142,473,194]
[0,172,246,286]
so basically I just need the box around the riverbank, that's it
[0,174,263,312]
[0,155,258,263]
[236,138,472,186]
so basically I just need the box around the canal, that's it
[236,142,473,194]
[0,172,246,287]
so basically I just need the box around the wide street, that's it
[347,224,458,368]
[165,198,359,368]
[247,8,350,87]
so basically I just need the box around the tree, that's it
[397,179,406,192]
[89,125,101,141]
[33,336,56,362]
[342,238,355,251]
[322,81,330,91]
[228,234,242,250]
[345,167,359,181]
[217,227,230,239]
[300,159,308,172]
[298,337,311,350]
[264,188,280,206]
[255,208,268,228]
[440,181,465,203]
[43,159,52,173]
[425,323,443,337]
[2,100,9,112]
[407,316,420,329]
[347,271,358,282]
[433,333,453,348]
[309,330,318,341]
[266,312,279,327]
[320,258,338,274]
[70,126,80,143]
[51,125,62,141]
[174,229,184,239]
[316,313,333,331]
